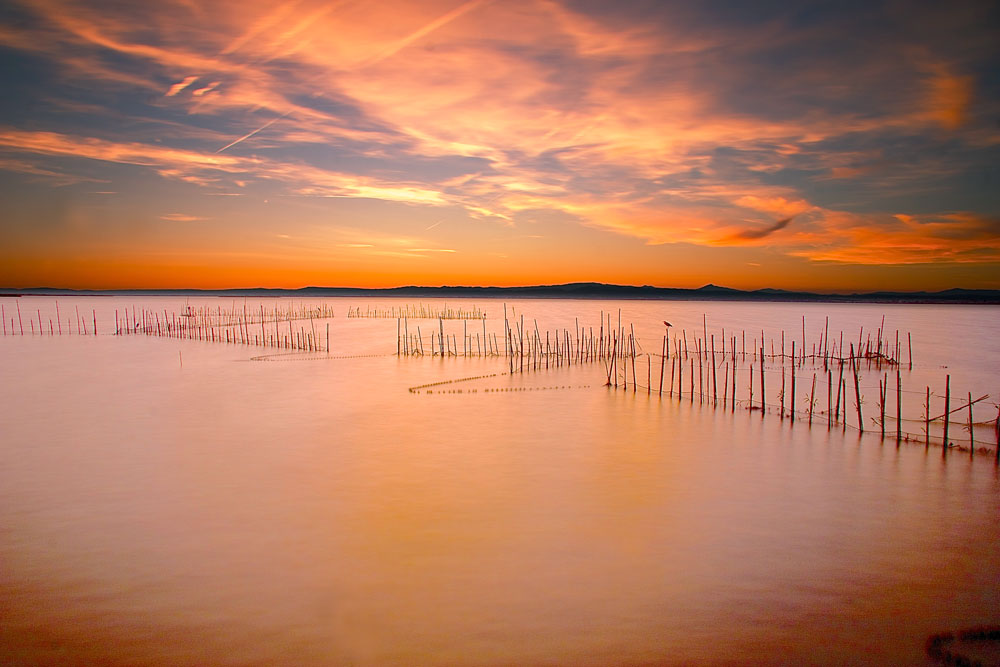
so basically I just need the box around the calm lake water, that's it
[2,296,998,666]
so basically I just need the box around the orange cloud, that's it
[787,211,1000,264]
[923,64,973,130]
[2,0,997,288]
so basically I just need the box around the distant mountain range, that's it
[2,282,999,303]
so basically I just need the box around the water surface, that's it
[2,296,998,665]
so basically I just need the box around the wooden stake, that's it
[689,358,694,403]
[630,324,637,390]
[659,336,666,396]
[834,363,843,424]
[925,386,931,449]
[879,375,886,439]
[790,341,796,422]
[968,392,974,456]
[827,370,833,429]
[711,337,718,404]
[851,344,863,433]
[731,360,737,412]
[823,316,829,369]
[809,373,816,426]
[759,348,765,415]
[994,393,999,464]
[723,362,729,408]
[780,366,786,419]
[801,315,806,364]
[896,370,902,445]
[670,353,676,398]
[703,314,708,362]
[943,374,950,455]
[841,379,847,428]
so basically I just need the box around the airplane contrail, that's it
[216,0,487,154]
[365,0,491,67]
[216,111,292,153]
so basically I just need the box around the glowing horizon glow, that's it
[0,0,997,290]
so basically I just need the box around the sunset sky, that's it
[0,0,997,290]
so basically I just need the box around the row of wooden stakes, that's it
[2,302,98,336]
[116,305,331,352]
[610,334,998,461]
[350,304,484,319]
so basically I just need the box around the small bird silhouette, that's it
[663,321,672,328]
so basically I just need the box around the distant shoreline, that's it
[2,282,999,304]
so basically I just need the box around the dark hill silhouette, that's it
[3,282,999,303]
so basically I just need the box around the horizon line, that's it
[1,281,998,298]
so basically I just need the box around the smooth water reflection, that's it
[1,296,998,665]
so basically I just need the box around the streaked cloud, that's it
[160,213,206,222]
[0,0,997,288]
[165,75,198,97]
[733,217,794,241]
